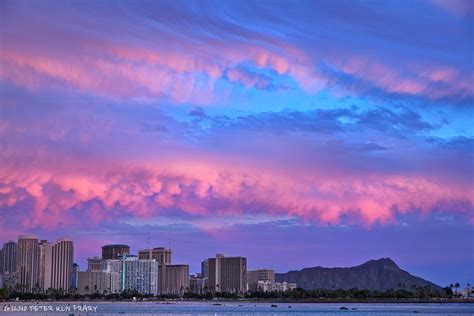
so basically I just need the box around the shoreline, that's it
[2,299,473,304]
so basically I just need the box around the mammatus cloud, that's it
[1,143,472,231]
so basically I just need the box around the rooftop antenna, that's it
[147,230,150,249]
[147,230,151,259]
[168,227,171,251]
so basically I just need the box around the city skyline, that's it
[1,234,471,289]
[1,0,473,289]
[2,234,283,296]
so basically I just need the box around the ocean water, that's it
[1,301,473,315]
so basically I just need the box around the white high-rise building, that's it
[80,257,159,295]
[102,259,123,293]
[16,235,40,293]
[43,238,74,292]
[124,257,159,295]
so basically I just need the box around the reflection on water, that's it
[1,301,474,315]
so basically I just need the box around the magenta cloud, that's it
[1,1,472,104]
[1,120,472,231]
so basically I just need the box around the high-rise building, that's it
[77,271,113,295]
[0,248,3,275]
[83,257,159,295]
[43,238,74,292]
[189,274,206,294]
[2,241,17,289]
[78,259,123,295]
[138,247,172,264]
[102,259,123,293]
[87,257,103,272]
[71,263,80,290]
[208,254,247,294]
[162,264,189,295]
[2,241,17,274]
[124,257,159,295]
[0,248,3,290]
[200,259,209,291]
[201,259,209,279]
[38,240,48,290]
[16,235,40,293]
[247,269,275,291]
[101,244,130,260]
[138,247,172,294]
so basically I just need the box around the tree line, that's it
[0,286,458,301]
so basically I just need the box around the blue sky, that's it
[0,0,473,287]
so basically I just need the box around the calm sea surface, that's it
[1,301,473,315]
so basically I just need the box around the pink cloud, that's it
[3,38,470,104]
[336,56,473,100]
[1,1,471,105]
[1,143,472,232]
[0,50,217,104]
[0,29,327,103]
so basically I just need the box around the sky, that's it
[0,0,473,287]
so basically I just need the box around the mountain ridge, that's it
[275,258,441,292]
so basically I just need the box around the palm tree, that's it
[455,282,460,296]
[33,282,41,294]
